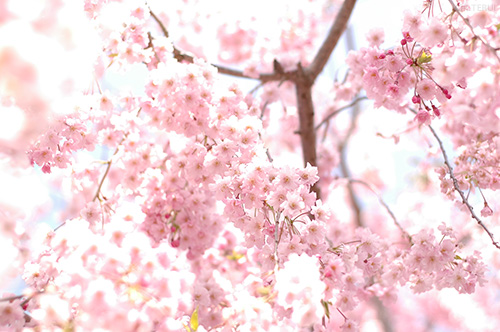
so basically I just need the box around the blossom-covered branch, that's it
[428,124,500,249]
[149,8,288,82]
[447,0,500,63]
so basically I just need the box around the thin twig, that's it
[0,294,24,302]
[447,0,500,63]
[92,161,112,202]
[315,96,367,131]
[427,125,500,249]
[92,130,131,202]
[0,290,43,305]
[349,179,412,243]
[338,98,362,227]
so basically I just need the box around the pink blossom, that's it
[366,28,385,47]
[421,18,448,47]
[80,201,102,227]
[2,2,499,331]
[0,298,24,330]
[481,203,493,217]
[416,79,437,100]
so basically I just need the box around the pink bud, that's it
[171,238,180,247]
[401,39,407,46]
[412,95,421,104]
[432,105,440,117]
[406,58,413,65]
[42,164,52,174]
[379,53,386,59]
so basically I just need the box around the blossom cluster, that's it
[346,13,454,123]
[27,114,96,174]
[2,1,500,331]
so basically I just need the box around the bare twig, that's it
[308,0,358,80]
[338,101,362,227]
[315,96,367,131]
[349,179,412,243]
[92,160,112,202]
[0,290,43,305]
[0,294,24,302]
[427,125,500,249]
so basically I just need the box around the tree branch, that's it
[308,0,357,80]
[349,179,412,243]
[295,63,320,198]
[148,8,290,82]
[447,0,500,63]
[427,124,500,249]
[315,96,367,131]
[339,114,362,227]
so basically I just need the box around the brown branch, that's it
[308,0,358,80]
[148,8,289,82]
[148,5,363,202]
[149,10,169,38]
[295,63,320,198]
[427,124,500,249]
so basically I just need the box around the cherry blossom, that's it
[1,0,500,331]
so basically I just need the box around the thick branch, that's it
[308,0,357,80]
[295,64,320,198]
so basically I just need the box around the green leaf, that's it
[417,51,432,65]
[190,306,199,331]
[321,299,331,319]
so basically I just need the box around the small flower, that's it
[481,203,493,217]
[416,79,437,100]
[366,28,385,47]
[415,110,431,125]
[421,18,448,47]
[81,201,102,227]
